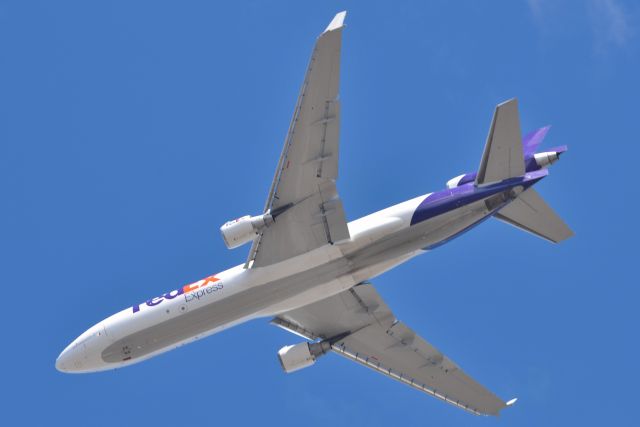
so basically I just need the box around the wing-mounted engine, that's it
[220,214,273,249]
[277,341,332,373]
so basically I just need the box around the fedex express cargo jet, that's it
[56,12,573,416]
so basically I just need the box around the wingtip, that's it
[324,11,347,33]
[506,397,518,407]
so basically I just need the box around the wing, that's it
[272,283,514,416]
[246,12,350,268]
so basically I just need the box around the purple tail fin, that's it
[523,126,551,156]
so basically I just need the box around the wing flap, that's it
[333,324,498,416]
[334,320,506,416]
[318,181,350,244]
[332,343,485,415]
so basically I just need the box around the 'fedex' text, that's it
[131,275,222,314]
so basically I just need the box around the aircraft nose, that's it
[56,342,84,373]
[56,323,110,373]
[56,344,74,372]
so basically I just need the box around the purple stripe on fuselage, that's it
[410,169,548,226]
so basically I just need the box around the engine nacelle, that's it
[446,172,475,189]
[220,214,272,249]
[277,341,331,373]
[277,343,316,373]
[446,173,467,189]
[534,151,560,168]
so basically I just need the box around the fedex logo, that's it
[131,275,222,314]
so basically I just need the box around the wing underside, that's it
[273,283,512,416]
[247,12,350,268]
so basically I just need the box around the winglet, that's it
[506,398,518,407]
[324,11,347,33]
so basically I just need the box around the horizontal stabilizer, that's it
[476,99,525,185]
[495,188,574,243]
[522,126,550,156]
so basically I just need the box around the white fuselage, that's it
[56,191,495,373]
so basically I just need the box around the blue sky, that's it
[1,1,638,426]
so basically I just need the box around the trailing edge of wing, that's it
[330,341,489,416]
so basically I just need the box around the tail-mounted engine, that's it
[533,151,561,168]
[220,214,273,249]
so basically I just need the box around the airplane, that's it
[56,11,573,416]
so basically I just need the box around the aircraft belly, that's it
[347,199,491,270]
[412,199,492,249]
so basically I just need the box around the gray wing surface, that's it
[272,283,512,416]
[495,187,574,243]
[247,12,350,268]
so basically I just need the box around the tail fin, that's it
[495,188,574,243]
[476,98,525,186]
